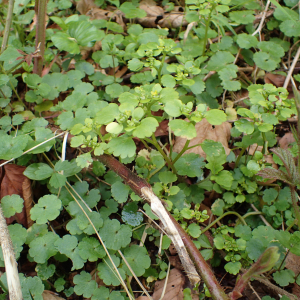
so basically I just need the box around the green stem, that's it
[201,211,247,234]
[202,8,214,56]
[290,186,300,230]
[235,147,246,168]
[1,0,14,53]
[286,219,297,232]
[33,0,47,76]
[261,132,268,154]
[112,54,116,83]
[149,163,165,179]
[0,89,7,99]
[172,139,190,165]
[169,117,173,158]
[157,52,167,85]
[126,276,134,298]
[146,134,177,175]
[242,211,263,220]
[140,138,151,152]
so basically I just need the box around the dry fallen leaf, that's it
[42,290,65,300]
[292,283,300,299]
[137,16,163,28]
[173,119,231,158]
[278,132,295,149]
[265,73,286,88]
[0,162,33,227]
[285,252,300,298]
[77,0,125,28]
[285,252,300,276]
[168,255,182,270]
[76,0,97,15]
[152,268,185,300]
[265,73,292,92]
[169,244,177,256]
[155,119,169,137]
[139,0,164,17]
[158,12,187,28]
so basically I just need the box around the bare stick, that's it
[98,154,229,300]
[284,46,300,90]
[0,206,22,300]
[252,0,271,40]
[141,187,200,286]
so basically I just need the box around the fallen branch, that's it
[98,154,229,300]
[50,128,229,299]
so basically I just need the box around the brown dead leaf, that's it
[285,252,300,298]
[158,12,187,28]
[264,154,277,169]
[88,7,125,28]
[279,132,295,149]
[265,73,292,92]
[22,178,34,227]
[77,0,125,28]
[139,0,164,17]
[292,283,300,299]
[0,162,33,227]
[173,119,231,158]
[168,255,182,270]
[264,73,285,88]
[169,244,177,255]
[170,6,185,12]
[76,0,97,15]
[153,268,185,300]
[42,290,65,300]
[248,144,263,155]
[115,66,128,78]
[285,252,300,275]
[155,119,169,137]
[136,297,150,300]
[137,16,163,28]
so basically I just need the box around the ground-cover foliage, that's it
[1,0,300,299]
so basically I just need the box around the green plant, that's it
[1,0,300,299]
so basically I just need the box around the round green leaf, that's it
[132,117,158,138]
[122,245,151,276]
[234,119,254,134]
[159,171,177,184]
[107,136,136,159]
[106,122,123,134]
[1,194,24,218]
[98,219,132,250]
[30,195,62,224]
[169,119,197,139]
[51,32,80,54]
[121,202,143,226]
[128,58,144,71]
[161,74,176,88]
[164,99,183,117]
[236,33,258,49]
[205,109,227,125]
[280,20,300,37]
